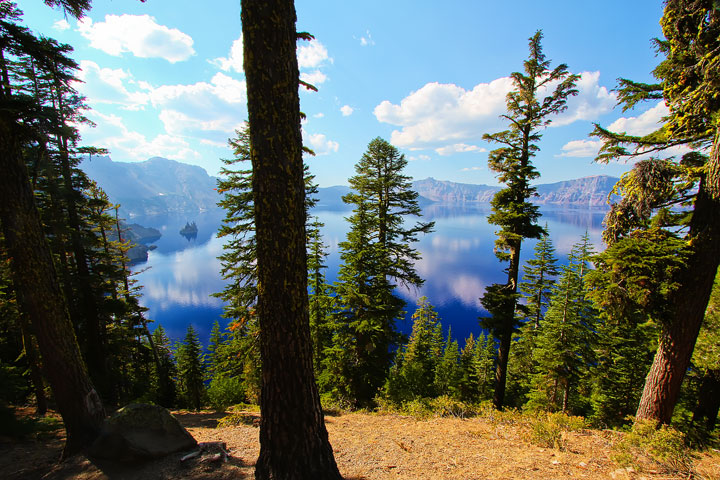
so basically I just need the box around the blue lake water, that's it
[131,205,607,346]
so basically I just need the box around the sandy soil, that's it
[2,408,718,480]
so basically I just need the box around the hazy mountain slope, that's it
[81,156,221,217]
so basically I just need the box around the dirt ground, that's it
[1,408,718,480]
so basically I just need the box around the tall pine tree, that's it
[480,31,579,410]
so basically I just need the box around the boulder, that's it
[88,403,197,462]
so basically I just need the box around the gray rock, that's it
[89,403,197,462]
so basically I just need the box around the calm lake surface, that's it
[131,205,607,346]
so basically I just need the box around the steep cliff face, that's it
[80,156,221,218]
[412,176,618,207]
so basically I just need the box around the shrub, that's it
[611,419,693,475]
[528,412,586,450]
[207,376,245,412]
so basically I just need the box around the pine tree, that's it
[151,326,177,408]
[458,334,480,402]
[480,31,579,410]
[329,137,434,406]
[307,216,332,374]
[385,297,443,402]
[175,325,205,411]
[434,327,461,398]
[241,1,341,475]
[526,234,597,414]
[591,1,720,424]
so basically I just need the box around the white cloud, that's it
[297,39,331,69]
[460,166,484,172]
[313,113,325,119]
[375,71,616,151]
[305,132,339,155]
[52,19,70,31]
[340,105,354,116]
[76,60,150,109]
[300,70,327,86]
[551,72,616,127]
[77,111,200,162]
[374,78,513,149]
[435,143,486,156]
[77,14,194,63]
[359,30,375,47]
[409,154,431,162]
[558,139,604,158]
[607,101,669,136]
[213,35,243,73]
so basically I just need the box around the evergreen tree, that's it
[434,327,461,398]
[207,320,224,380]
[241,1,341,475]
[307,216,332,374]
[458,334,480,402]
[508,232,560,405]
[480,31,579,410]
[526,234,597,414]
[474,333,497,402]
[151,326,177,408]
[592,1,720,424]
[175,325,205,411]
[329,137,434,406]
[385,297,443,402]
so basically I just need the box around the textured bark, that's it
[18,311,47,415]
[241,1,342,478]
[635,147,720,424]
[492,243,521,410]
[0,119,105,457]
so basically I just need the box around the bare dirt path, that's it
[2,408,718,479]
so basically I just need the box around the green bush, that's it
[611,419,693,475]
[528,412,586,450]
[207,376,245,412]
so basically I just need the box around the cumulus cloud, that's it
[551,72,616,126]
[607,101,669,136]
[340,105,354,116]
[305,132,339,155]
[77,14,194,63]
[558,139,604,158]
[435,143,486,156]
[52,19,70,31]
[409,154,431,162]
[313,113,325,119]
[77,111,200,162]
[301,70,327,86]
[76,60,150,109]
[375,71,616,151]
[374,78,513,149]
[460,166,484,172]
[297,39,331,69]
[212,35,243,73]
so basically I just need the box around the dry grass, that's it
[2,408,718,479]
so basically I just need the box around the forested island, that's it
[0,0,719,479]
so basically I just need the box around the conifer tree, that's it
[480,31,579,410]
[434,327,461,398]
[151,326,177,408]
[458,334,480,402]
[526,234,597,414]
[307,216,332,373]
[329,137,434,406]
[241,0,341,475]
[591,1,720,424]
[175,325,205,411]
[385,297,443,402]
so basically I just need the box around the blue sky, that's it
[16,0,673,187]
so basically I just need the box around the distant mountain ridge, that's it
[412,176,618,207]
[80,156,221,218]
[81,156,618,217]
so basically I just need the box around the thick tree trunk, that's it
[18,312,48,415]
[241,1,342,478]
[635,144,720,424]
[0,119,105,458]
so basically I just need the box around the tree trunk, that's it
[241,1,342,478]
[0,119,105,458]
[635,146,720,424]
[18,311,47,415]
[492,243,521,410]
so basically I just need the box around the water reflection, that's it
[132,205,607,344]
